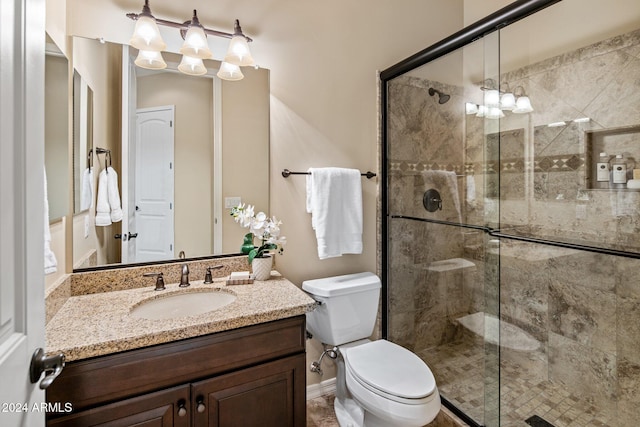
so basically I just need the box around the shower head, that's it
[428,87,450,104]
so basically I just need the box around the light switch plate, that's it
[225,197,241,209]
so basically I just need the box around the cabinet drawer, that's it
[47,316,305,414]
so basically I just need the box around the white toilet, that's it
[303,272,441,427]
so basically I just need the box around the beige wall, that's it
[72,37,122,266]
[137,72,214,258]
[221,67,270,255]
[65,0,464,386]
[45,54,69,221]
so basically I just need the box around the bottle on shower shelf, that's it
[596,152,610,189]
[610,154,635,189]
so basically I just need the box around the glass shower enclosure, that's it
[381,1,640,426]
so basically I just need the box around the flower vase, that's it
[251,255,273,281]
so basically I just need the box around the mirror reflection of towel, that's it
[95,169,111,226]
[107,167,123,222]
[80,167,93,211]
[44,167,58,274]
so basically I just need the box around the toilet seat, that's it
[344,340,437,405]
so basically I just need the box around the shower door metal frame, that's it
[380,0,562,338]
[379,1,562,425]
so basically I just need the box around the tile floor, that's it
[307,393,339,427]
[423,337,618,427]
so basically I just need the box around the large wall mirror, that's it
[45,34,69,222]
[70,36,270,270]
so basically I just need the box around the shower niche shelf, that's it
[585,124,640,190]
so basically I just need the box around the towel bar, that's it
[282,169,376,179]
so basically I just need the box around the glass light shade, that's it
[465,102,479,115]
[180,25,212,59]
[500,92,516,110]
[476,105,487,118]
[178,55,207,75]
[134,50,167,70]
[486,107,505,120]
[217,61,244,81]
[224,36,255,67]
[484,89,500,108]
[513,96,534,113]
[130,15,166,51]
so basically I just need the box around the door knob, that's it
[128,232,138,240]
[29,348,65,390]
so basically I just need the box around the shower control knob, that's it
[423,189,443,212]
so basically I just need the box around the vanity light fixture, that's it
[467,79,534,118]
[134,49,167,70]
[127,0,255,80]
[216,62,244,81]
[511,86,534,114]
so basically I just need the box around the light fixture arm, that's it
[126,11,252,42]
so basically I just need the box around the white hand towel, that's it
[80,167,94,211]
[44,167,58,274]
[95,169,112,226]
[306,167,363,260]
[465,174,476,208]
[106,166,123,222]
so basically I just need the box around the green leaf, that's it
[248,248,258,264]
[240,233,255,254]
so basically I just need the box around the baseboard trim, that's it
[306,377,337,400]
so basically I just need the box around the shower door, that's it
[382,0,640,426]
[383,30,502,426]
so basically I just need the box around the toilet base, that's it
[334,396,364,427]
[333,343,440,427]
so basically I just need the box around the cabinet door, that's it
[47,385,190,427]
[192,354,306,427]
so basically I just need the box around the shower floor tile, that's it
[420,338,618,427]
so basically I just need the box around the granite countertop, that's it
[46,273,316,362]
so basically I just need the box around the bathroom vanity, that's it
[44,272,315,426]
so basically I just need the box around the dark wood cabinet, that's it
[46,316,306,427]
[192,354,305,427]
[48,385,191,427]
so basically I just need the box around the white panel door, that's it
[135,107,175,262]
[0,0,49,425]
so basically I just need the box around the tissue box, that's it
[226,271,254,285]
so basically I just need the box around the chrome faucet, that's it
[179,264,190,287]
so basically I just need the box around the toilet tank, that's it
[302,272,381,346]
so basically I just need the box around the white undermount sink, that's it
[130,290,236,320]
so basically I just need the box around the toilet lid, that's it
[345,340,436,400]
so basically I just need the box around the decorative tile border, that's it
[389,156,585,177]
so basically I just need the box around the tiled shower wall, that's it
[387,26,640,425]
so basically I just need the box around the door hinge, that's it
[169,162,172,169]
[170,120,173,127]
[170,202,173,209]
[170,244,173,251]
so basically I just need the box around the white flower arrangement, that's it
[231,203,286,264]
